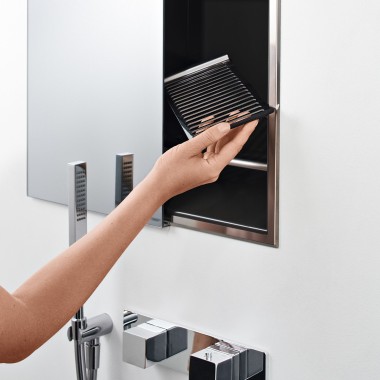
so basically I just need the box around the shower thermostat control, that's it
[122,311,265,378]
[123,319,188,369]
[189,342,265,380]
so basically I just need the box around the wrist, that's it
[138,171,171,207]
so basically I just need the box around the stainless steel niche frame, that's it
[167,0,281,247]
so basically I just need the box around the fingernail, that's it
[217,123,230,133]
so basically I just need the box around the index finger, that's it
[183,122,231,155]
[211,121,258,170]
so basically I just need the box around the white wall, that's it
[1,1,380,379]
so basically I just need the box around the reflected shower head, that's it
[68,161,87,245]
[115,154,134,207]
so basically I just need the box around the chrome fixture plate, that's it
[123,311,266,379]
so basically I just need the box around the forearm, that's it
[1,175,163,362]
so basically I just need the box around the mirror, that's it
[27,0,164,225]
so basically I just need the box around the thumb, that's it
[185,123,231,154]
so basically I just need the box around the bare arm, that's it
[0,121,257,363]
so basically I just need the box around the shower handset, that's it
[67,162,113,380]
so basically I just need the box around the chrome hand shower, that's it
[67,162,113,380]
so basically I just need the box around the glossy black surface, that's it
[164,0,269,100]
[164,0,270,233]
[189,356,232,380]
[165,167,268,233]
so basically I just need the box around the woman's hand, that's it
[149,120,258,202]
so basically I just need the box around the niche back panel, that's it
[163,0,280,245]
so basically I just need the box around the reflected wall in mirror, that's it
[27,0,164,225]
[122,311,266,380]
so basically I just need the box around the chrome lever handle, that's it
[81,314,113,344]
